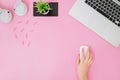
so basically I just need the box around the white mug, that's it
[0,8,12,23]
[14,0,28,16]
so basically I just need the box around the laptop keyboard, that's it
[85,0,120,27]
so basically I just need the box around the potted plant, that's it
[35,0,52,15]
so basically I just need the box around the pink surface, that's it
[0,0,120,80]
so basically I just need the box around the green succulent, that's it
[35,0,52,14]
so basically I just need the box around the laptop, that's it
[69,0,120,47]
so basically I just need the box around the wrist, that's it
[79,75,87,80]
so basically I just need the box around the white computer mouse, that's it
[14,0,28,16]
[79,45,88,60]
[0,8,12,23]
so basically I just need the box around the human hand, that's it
[77,48,93,80]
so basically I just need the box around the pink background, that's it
[0,0,120,80]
